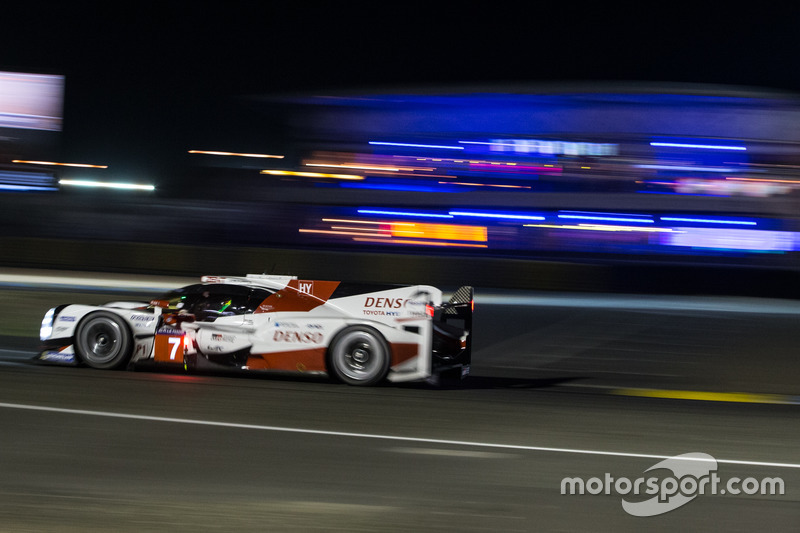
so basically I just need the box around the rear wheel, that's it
[328,326,390,386]
[74,312,133,369]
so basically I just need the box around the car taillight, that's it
[425,304,434,318]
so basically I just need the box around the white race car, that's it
[39,274,473,386]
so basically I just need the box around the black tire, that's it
[74,312,133,370]
[328,326,390,386]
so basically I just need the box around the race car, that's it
[38,274,473,386]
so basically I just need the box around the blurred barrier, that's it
[1,236,798,297]
[0,236,603,291]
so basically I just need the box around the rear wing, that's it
[442,285,473,331]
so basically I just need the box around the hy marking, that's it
[1,402,799,470]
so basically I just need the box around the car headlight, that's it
[40,307,55,341]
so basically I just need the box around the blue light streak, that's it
[558,215,654,224]
[358,209,454,219]
[650,142,747,151]
[0,184,58,192]
[449,210,546,221]
[458,141,517,147]
[369,142,464,150]
[341,183,452,193]
[561,210,652,218]
[660,217,758,226]
[634,164,741,173]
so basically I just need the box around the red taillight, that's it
[425,304,434,318]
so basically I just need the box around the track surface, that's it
[1,290,799,531]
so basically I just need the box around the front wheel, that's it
[328,326,390,386]
[74,312,133,369]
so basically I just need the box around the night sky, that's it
[2,4,799,182]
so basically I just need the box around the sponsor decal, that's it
[54,326,69,334]
[59,316,76,322]
[273,330,323,344]
[274,322,300,328]
[157,327,183,335]
[306,324,323,329]
[210,333,236,342]
[131,315,155,329]
[364,297,404,309]
[363,309,401,317]
[298,281,314,295]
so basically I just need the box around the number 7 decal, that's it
[168,336,181,360]
[155,333,185,364]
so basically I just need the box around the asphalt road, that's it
[0,289,798,531]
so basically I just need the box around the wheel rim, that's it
[79,317,123,365]
[332,330,386,382]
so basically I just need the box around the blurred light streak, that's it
[660,217,757,226]
[558,212,654,224]
[524,223,675,233]
[353,238,487,248]
[299,229,385,237]
[449,210,545,221]
[726,177,800,184]
[305,163,403,172]
[0,184,57,191]
[413,156,561,173]
[459,141,518,147]
[321,218,415,226]
[467,162,561,173]
[391,223,487,242]
[358,209,453,219]
[459,139,618,156]
[13,160,107,168]
[369,142,464,150]
[664,228,794,252]
[339,182,450,192]
[441,181,531,189]
[390,173,458,179]
[650,142,747,151]
[58,179,154,191]
[636,191,719,197]
[260,170,363,180]
[188,150,284,159]
[330,226,392,233]
[635,164,740,173]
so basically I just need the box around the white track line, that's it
[1,402,798,470]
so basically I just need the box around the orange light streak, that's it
[353,238,488,248]
[440,181,531,189]
[261,170,364,180]
[13,160,108,168]
[188,150,284,159]
[321,218,415,226]
[391,223,487,242]
[299,229,384,237]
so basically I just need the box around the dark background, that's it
[2,4,799,181]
